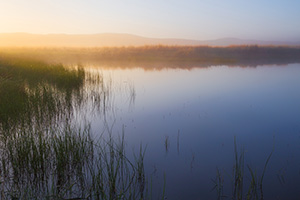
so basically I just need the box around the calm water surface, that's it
[78,64,300,199]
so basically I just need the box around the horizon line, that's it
[0,32,299,43]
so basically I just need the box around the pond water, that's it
[1,60,300,199]
[81,63,300,199]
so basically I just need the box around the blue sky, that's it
[0,0,299,41]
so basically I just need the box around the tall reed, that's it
[213,137,273,200]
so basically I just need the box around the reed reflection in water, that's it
[90,63,300,200]
[0,57,148,199]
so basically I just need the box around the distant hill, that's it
[0,33,299,47]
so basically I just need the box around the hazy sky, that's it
[1,0,299,41]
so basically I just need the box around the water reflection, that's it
[1,56,300,199]
[93,64,300,200]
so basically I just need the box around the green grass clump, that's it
[0,55,85,130]
[0,123,149,200]
[0,54,85,89]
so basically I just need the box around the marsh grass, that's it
[213,137,274,200]
[0,55,151,199]
[212,168,225,200]
[0,123,150,200]
[0,55,85,131]
[164,136,169,153]
[232,137,245,200]
[0,54,115,132]
[0,54,85,89]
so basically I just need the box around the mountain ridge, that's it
[0,33,299,47]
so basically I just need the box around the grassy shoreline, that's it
[1,45,300,68]
[0,57,150,199]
